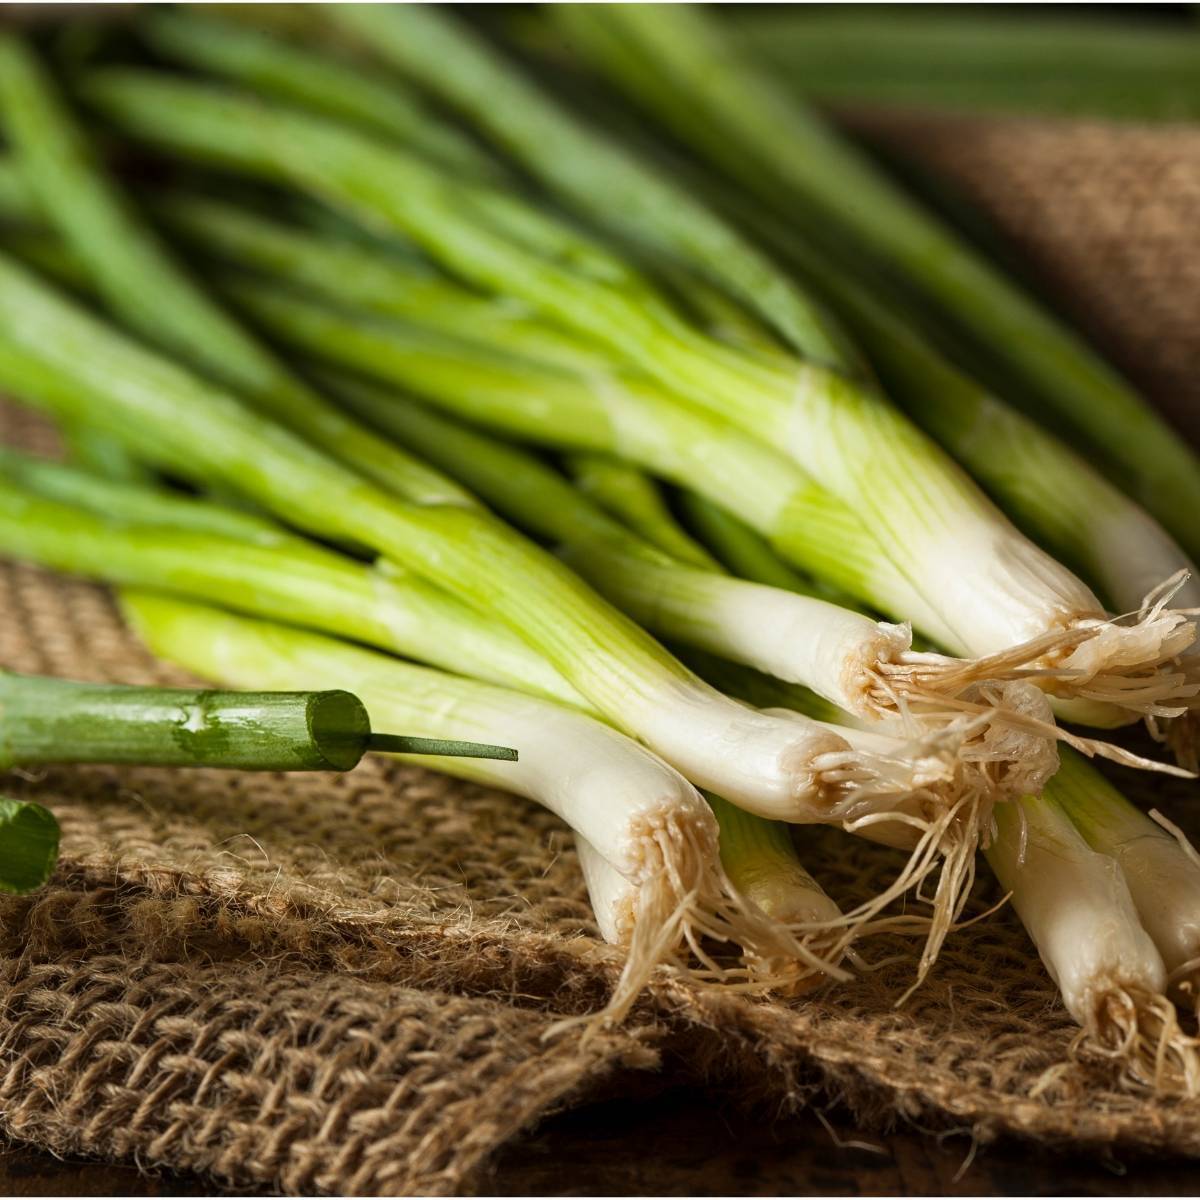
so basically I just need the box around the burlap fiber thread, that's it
[2,113,1200,1194]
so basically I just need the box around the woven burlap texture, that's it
[3,113,1200,1195]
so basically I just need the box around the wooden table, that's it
[4,1089,1198,1196]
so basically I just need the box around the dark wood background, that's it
[5,1088,1200,1196]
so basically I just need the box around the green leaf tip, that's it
[0,797,60,894]
[366,733,518,762]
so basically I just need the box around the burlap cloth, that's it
[2,113,1200,1195]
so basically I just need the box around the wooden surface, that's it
[4,1089,1199,1196]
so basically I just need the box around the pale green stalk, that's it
[707,793,841,927]
[0,459,842,938]
[58,422,153,486]
[0,472,582,710]
[727,197,1200,616]
[320,374,1073,820]
[733,11,1200,81]
[0,157,35,221]
[324,375,917,709]
[0,447,280,543]
[247,294,932,633]
[154,190,619,375]
[554,3,1200,558]
[0,251,861,819]
[564,454,722,572]
[0,36,466,508]
[679,492,819,595]
[732,14,1200,122]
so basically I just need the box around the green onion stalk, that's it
[150,190,624,377]
[144,6,856,371]
[575,799,847,980]
[0,36,896,821]
[0,194,1079,801]
[729,13,1200,124]
[0,458,860,974]
[0,448,1003,863]
[562,454,722,572]
[315,380,1091,983]
[0,32,470,510]
[0,470,583,710]
[122,589,844,1017]
[0,165,888,834]
[987,786,1200,1096]
[550,3,1200,563]
[679,491,828,595]
[58,420,154,487]
[706,195,1200,766]
[217,274,1172,761]
[0,670,513,771]
[333,373,1110,795]
[0,455,992,978]
[139,190,839,605]
[138,8,501,181]
[138,191,1200,736]
[82,70,1197,730]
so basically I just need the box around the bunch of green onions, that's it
[0,8,1199,1081]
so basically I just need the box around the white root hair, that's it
[565,806,852,1035]
[869,571,1198,726]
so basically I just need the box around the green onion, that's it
[563,455,722,572]
[214,273,943,633]
[730,13,1200,123]
[151,190,626,377]
[0,798,60,896]
[0,446,283,543]
[321,372,1073,801]
[0,671,510,771]
[0,464,585,710]
[0,157,34,220]
[707,792,841,928]
[176,4,856,369]
[552,4,1200,559]
[140,9,500,180]
[0,253,902,821]
[58,420,154,486]
[0,34,469,509]
[678,492,829,596]
[0,456,855,977]
[987,788,1200,1094]
[122,588,839,1015]
[83,70,1196,729]
[714,189,1200,626]
[1051,749,1200,1014]
[218,282,1188,749]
